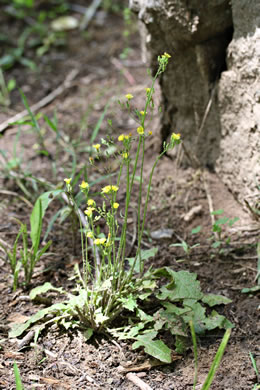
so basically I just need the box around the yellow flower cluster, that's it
[87,231,94,239]
[171,132,181,140]
[122,152,128,159]
[79,180,89,190]
[102,185,119,194]
[94,238,106,246]
[84,207,95,217]
[162,52,171,59]
[113,202,119,209]
[87,199,95,206]
[118,134,130,142]
[93,144,101,151]
[125,93,133,100]
[64,178,72,185]
[137,126,144,135]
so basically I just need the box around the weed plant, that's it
[0,68,16,107]
[0,198,52,290]
[10,54,233,363]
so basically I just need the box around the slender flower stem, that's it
[116,136,142,267]
[137,136,145,272]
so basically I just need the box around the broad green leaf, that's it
[133,334,171,363]
[183,300,206,334]
[9,303,67,338]
[228,217,239,227]
[83,328,94,341]
[211,209,224,215]
[136,309,153,322]
[7,79,16,92]
[95,312,109,325]
[109,323,145,340]
[241,286,260,293]
[162,302,191,316]
[35,190,63,216]
[175,335,189,354]
[156,269,203,302]
[191,226,201,234]
[204,310,234,331]
[30,198,42,250]
[140,247,158,260]
[202,294,232,307]
[30,282,64,300]
[120,295,138,311]
[214,217,229,226]
[127,247,158,273]
[141,279,157,290]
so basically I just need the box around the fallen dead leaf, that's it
[7,313,30,324]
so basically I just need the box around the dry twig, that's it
[202,171,218,239]
[79,0,102,30]
[111,57,136,85]
[126,372,152,390]
[0,69,79,134]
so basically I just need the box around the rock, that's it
[150,228,174,239]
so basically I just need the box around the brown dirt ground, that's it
[0,3,259,390]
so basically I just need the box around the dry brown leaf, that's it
[7,313,30,324]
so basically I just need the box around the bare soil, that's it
[0,4,259,390]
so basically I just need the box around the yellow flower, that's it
[148,131,153,136]
[171,133,181,140]
[140,111,146,116]
[94,238,106,246]
[80,180,89,189]
[137,126,144,135]
[102,185,119,194]
[145,88,151,94]
[125,93,133,100]
[118,134,125,142]
[87,199,95,206]
[113,202,119,209]
[124,135,129,140]
[163,52,171,58]
[64,178,72,185]
[87,231,94,238]
[84,207,95,217]
[122,152,128,159]
[93,144,101,150]
[128,132,132,137]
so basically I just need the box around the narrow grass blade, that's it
[249,352,259,377]
[13,362,24,390]
[256,242,260,285]
[201,328,231,390]
[189,321,198,390]
[19,89,41,133]
[90,101,110,143]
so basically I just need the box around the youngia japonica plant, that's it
[9,54,233,363]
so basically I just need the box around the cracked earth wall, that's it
[130,0,260,205]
